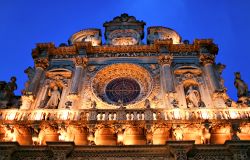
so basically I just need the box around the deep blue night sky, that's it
[0,0,250,100]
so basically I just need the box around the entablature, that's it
[31,39,218,60]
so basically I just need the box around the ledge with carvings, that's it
[31,39,218,58]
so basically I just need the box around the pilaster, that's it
[199,54,221,92]
[69,57,88,95]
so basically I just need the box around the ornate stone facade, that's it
[0,13,250,160]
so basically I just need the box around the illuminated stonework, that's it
[0,13,250,160]
[91,63,153,108]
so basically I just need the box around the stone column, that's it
[158,54,174,93]
[69,57,88,95]
[158,54,174,108]
[199,54,220,92]
[21,58,48,109]
[28,58,49,95]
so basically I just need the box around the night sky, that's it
[0,0,250,101]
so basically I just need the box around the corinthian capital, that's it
[34,58,49,70]
[158,54,173,66]
[74,57,88,68]
[199,54,215,65]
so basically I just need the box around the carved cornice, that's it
[31,39,218,58]
[32,43,55,58]
[34,58,49,70]
[199,54,215,65]
[158,54,173,66]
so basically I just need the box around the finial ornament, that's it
[234,72,249,98]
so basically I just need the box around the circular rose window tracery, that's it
[106,78,141,104]
[91,63,152,107]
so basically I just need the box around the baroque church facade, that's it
[0,13,250,160]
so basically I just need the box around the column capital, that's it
[158,54,173,66]
[34,57,49,70]
[74,56,88,68]
[199,54,215,65]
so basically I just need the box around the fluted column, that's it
[199,54,220,92]
[158,54,174,93]
[21,58,48,110]
[69,57,88,95]
[27,58,49,95]
[158,54,174,108]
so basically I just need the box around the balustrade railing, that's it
[0,108,250,122]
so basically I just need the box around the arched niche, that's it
[34,68,72,109]
[173,65,210,109]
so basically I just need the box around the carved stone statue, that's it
[0,77,18,108]
[117,99,125,109]
[173,126,183,141]
[234,72,249,98]
[5,77,17,101]
[45,86,61,109]
[185,86,201,108]
[144,99,150,109]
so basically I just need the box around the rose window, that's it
[105,78,140,104]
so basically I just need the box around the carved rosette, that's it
[199,54,215,65]
[158,54,173,66]
[74,57,88,68]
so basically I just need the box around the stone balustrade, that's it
[0,108,250,122]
